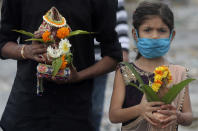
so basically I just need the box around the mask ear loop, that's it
[169,30,174,41]
[135,29,139,39]
[133,29,139,53]
[134,29,140,45]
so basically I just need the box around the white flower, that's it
[47,46,62,58]
[59,38,71,54]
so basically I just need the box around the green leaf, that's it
[52,57,63,76]
[161,78,195,104]
[25,38,44,42]
[68,30,95,38]
[66,52,73,64]
[142,84,161,102]
[121,62,144,85]
[128,83,143,92]
[25,38,55,44]
[13,30,34,37]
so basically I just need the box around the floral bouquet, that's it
[14,7,93,95]
[122,62,195,122]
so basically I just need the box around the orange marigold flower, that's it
[42,31,51,43]
[56,27,70,39]
[60,54,67,70]
[168,76,172,83]
[60,61,68,70]
[155,80,163,85]
[155,70,163,75]
[61,54,66,61]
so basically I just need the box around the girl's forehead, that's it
[140,15,168,28]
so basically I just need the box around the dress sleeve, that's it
[0,0,21,59]
[118,62,137,85]
[91,0,122,62]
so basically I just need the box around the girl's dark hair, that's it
[132,1,174,60]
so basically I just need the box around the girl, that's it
[109,1,193,131]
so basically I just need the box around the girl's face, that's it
[133,15,174,40]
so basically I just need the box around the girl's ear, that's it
[132,28,138,42]
[171,30,176,42]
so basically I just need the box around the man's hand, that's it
[24,41,47,63]
[48,56,118,84]
[50,64,81,84]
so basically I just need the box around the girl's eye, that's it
[158,28,167,33]
[144,28,151,32]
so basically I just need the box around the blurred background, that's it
[0,0,198,131]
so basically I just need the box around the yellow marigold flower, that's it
[151,65,172,92]
[158,66,163,71]
[154,75,162,81]
[162,71,168,78]
[151,83,161,92]
[56,27,70,39]
[42,31,51,43]
[168,75,172,83]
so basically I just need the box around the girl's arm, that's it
[109,68,140,123]
[177,86,193,125]
[109,68,164,124]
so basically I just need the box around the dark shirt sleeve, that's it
[92,0,122,62]
[0,0,21,59]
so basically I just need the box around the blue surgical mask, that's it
[135,30,173,59]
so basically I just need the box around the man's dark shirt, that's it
[0,0,122,130]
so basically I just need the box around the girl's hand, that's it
[24,41,47,63]
[139,95,164,127]
[157,104,177,128]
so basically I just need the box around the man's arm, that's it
[1,42,22,60]
[0,0,46,62]
[1,41,46,62]
[77,56,117,80]
[0,0,21,60]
